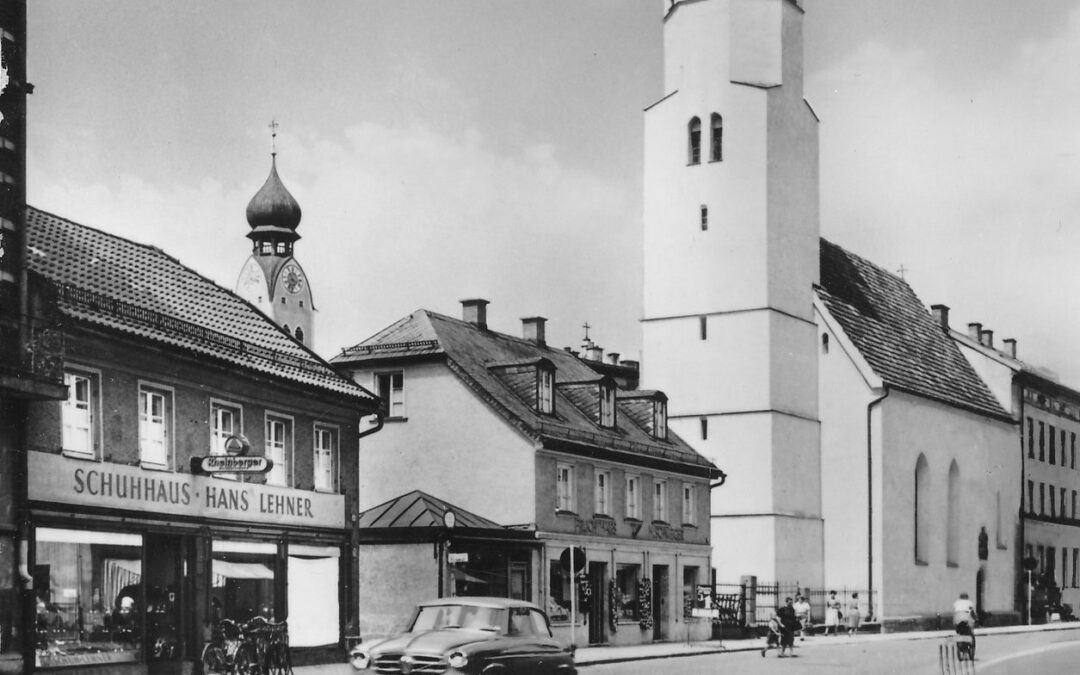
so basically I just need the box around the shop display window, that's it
[33,527,143,669]
[210,541,277,625]
[547,561,570,623]
[615,564,640,620]
[287,545,339,647]
[1,536,24,664]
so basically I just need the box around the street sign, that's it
[559,546,586,572]
[447,553,469,564]
[190,455,273,475]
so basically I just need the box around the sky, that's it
[22,0,1080,387]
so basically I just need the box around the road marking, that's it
[977,640,1080,672]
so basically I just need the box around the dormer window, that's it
[537,366,555,414]
[653,399,667,440]
[600,382,616,427]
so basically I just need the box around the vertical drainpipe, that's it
[1018,385,1026,623]
[867,388,889,623]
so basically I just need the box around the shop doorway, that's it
[144,534,184,673]
[652,565,668,641]
[587,562,606,645]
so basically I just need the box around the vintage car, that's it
[349,597,576,674]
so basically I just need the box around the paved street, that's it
[580,629,1080,674]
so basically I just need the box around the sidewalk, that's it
[293,622,1080,673]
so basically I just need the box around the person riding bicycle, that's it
[952,592,977,659]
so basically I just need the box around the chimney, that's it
[620,359,640,370]
[586,345,604,362]
[607,352,621,365]
[931,304,950,332]
[967,322,982,340]
[461,298,489,329]
[980,329,994,349]
[1003,338,1017,359]
[521,316,547,346]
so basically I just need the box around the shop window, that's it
[376,371,405,418]
[139,384,173,467]
[556,463,575,513]
[212,540,277,625]
[34,527,144,669]
[653,480,668,523]
[615,564,641,620]
[288,544,340,647]
[0,537,24,662]
[682,483,696,525]
[683,566,700,619]
[265,414,293,487]
[547,561,571,623]
[63,369,99,457]
[625,475,641,520]
[595,470,611,516]
[313,425,337,492]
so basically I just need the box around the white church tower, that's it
[642,0,822,585]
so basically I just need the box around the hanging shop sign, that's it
[28,450,344,529]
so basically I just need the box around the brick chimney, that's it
[967,323,982,340]
[461,298,489,329]
[979,329,994,349]
[1003,338,1017,359]
[521,316,546,346]
[931,304,950,332]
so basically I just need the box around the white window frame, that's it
[138,382,173,468]
[210,399,243,481]
[599,384,616,428]
[265,412,294,487]
[313,424,338,492]
[682,482,696,525]
[595,470,611,516]
[62,368,100,458]
[557,463,575,513]
[375,371,405,418]
[625,474,641,520]
[653,479,668,523]
[653,400,667,440]
[538,367,554,414]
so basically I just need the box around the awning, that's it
[213,560,274,580]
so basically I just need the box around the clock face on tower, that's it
[281,264,305,294]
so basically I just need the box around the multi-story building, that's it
[20,204,379,673]
[950,314,1080,620]
[332,300,723,647]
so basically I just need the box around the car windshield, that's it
[410,604,507,634]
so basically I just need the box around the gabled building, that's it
[948,314,1080,621]
[814,239,1019,626]
[332,300,724,647]
[21,206,380,672]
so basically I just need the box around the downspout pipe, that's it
[1018,385,1027,623]
[867,387,889,623]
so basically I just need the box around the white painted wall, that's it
[349,360,536,525]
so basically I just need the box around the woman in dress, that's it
[846,592,862,636]
[824,591,841,635]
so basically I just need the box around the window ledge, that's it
[946,562,959,569]
[62,450,98,462]
[914,559,928,567]
[139,460,172,472]
[591,513,615,521]
[555,509,578,518]
[623,517,643,524]
[681,523,698,529]
[651,520,670,526]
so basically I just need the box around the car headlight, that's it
[448,651,468,669]
[349,650,371,670]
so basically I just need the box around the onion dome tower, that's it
[235,122,315,345]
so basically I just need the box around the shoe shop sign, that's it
[28,450,344,529]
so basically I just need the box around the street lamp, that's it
[1022,556,1038,625]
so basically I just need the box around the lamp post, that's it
[1021,556,1038,625]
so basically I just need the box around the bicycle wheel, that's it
[233,643,262,675]
[200,644,228,675]
[265,640,292,675]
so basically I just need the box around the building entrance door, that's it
[588,562,606,645]
[144,534,185,673]
[652,565,668,641]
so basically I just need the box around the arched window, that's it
[710,113,723,161]
[947,460,960,566]
[688,117,701,165]
[294,326,305,343]
[915,454,930,563]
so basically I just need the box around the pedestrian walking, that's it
[794,594,812,640]
[776,597,799,656]
[846,592,861,636]
[761,611,782,657]
[824,590,841,635]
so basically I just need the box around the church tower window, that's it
[915,454,930,564]
[688,117,701,165]
[294,326,304,343]
[700,205,708,231]
[710,113,723,162]
[946,460,960,566]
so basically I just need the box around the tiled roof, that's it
[817,238,1009,420]
[333,309,719,477]
[27,206,375,402]
[356,489,506,530]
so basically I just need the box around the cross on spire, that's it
[269,119,279,156]
[582,321,591,341]
[897,264,908,280]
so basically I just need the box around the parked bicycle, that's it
[201,616,291,675]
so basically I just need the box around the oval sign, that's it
[198,455,272,474]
